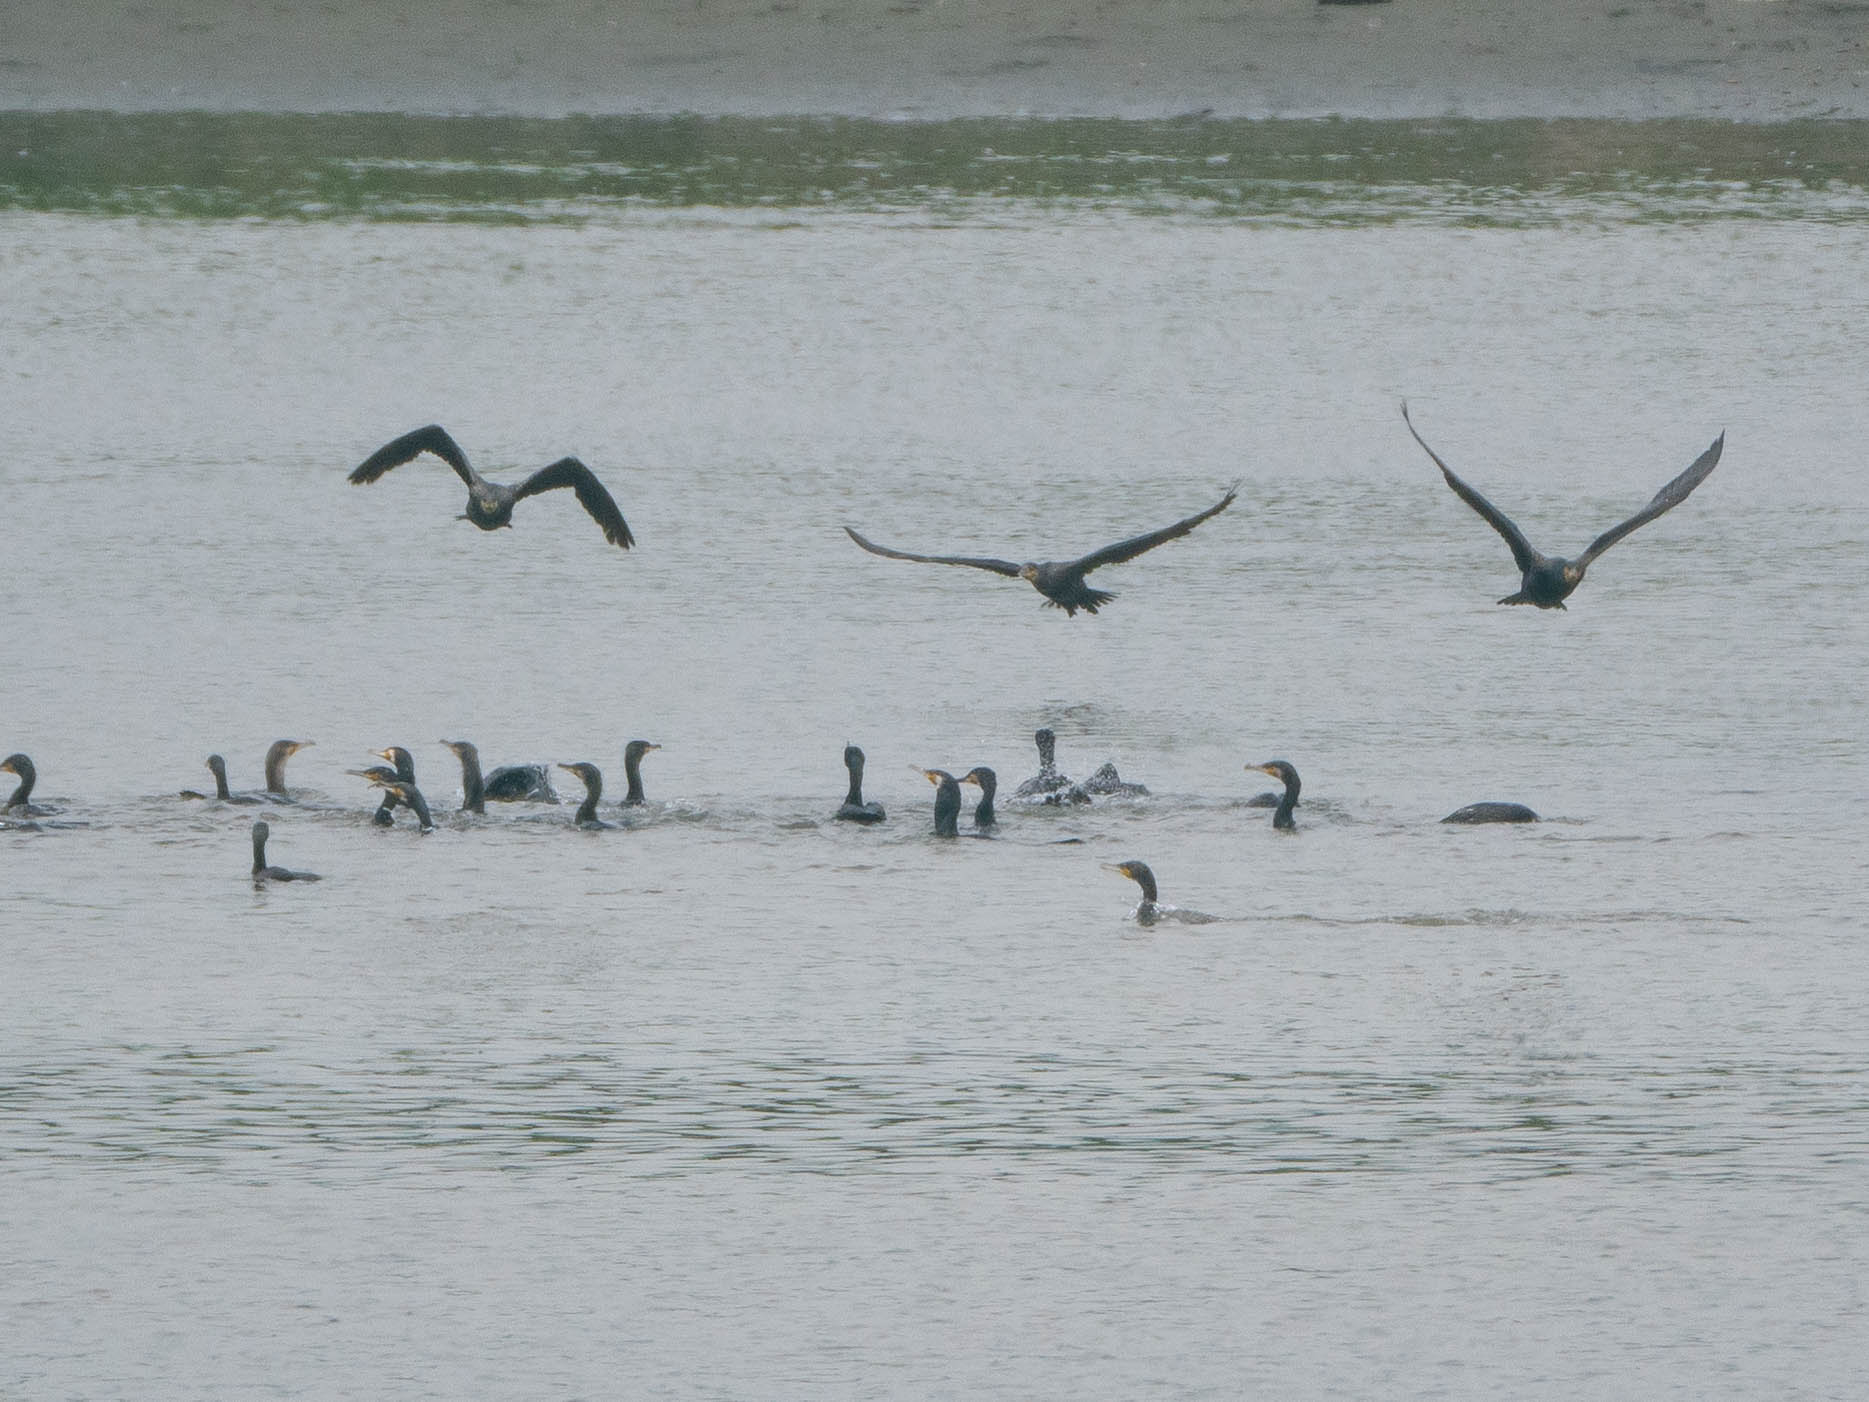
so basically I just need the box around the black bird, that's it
[921,769,962,837]
[558,762,612,828]
[1403,403,1725,609]
[620,739,660,807]
[835,745,886,824]
[1082,761,1148,797]
[1,753,52,817]
[250,819,320,883]
[958,766,997,830]
[485,763,558,803]
[264,739,314,800]
[350,424,634,547]
[440,740,487,814]
[180,754,265,805]
[1443,801,1539,825]
[1251,760,1301,830]
[845,482,1238,616]
[360,774,436,832]
[1103,860,1218,926]
[1014,728,1088,805]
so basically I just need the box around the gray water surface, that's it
[3,172,1867,1396]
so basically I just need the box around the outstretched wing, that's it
[844,527,1022,577]
[513,457,634,548]
[350,424,477,486]
[1402,402,1537,574]
[1069,481,1240,574]
[1576,431,1725,568]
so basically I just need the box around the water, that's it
[4,119,1869,1398]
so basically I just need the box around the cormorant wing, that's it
[1402,403,1537,573]
[350,424,478,486]
[844,527,1022,577]
[1066,481,1240,574]
[513,457,635,548]
[1575,431,1725,568]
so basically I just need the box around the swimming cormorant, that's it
[1402,403,1725,609]
[845,482,1239,616]
[1,754,52,816]
[835,745,885,824]
[558,762,612,828]
[180,754,265,805]
[1251,760,1301,830]
[621,739,660,806]
[485,763,558,803]
[251,819,320,882]
[958,766,997,829]
[360,774,436,832]
[922,769,962,837]
[1442,802,1539,825]
[264,739,313,799]
[1082,761,1148,797]
[1103,860,1219,926]
[1014,729,1089,805]
[439,740,487,814]
[365,747,417,825]
[350,424,634,547]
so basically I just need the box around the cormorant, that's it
[264,739,313,800]
[558,762,612,828]
[844,482,1239,616]
[485,763,558,802]
[958,766,997,830]
[1442,802,1539,825]
[1103,861,1219,926]
[1014,728,1089,805]
[180,754,264,805]
[1403,403,1725,609]
[360,774,436,832]
[1251,760,1301,830]
[621,739,660,806]
[835,745,885,824]
[1,754,52,816]
[921,769,962,837]
[440,740,486,814]
[1082,761,1148,797]
[251,819,320,882]
[350,424,633,546]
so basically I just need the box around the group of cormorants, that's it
[7,404,1729,910]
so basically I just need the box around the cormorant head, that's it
[251,819,270,844]
[0,753,31,779]
[269,739,312,761]
[959,766,996,794]
[921,768,955,788]
[1253,760,1300,798]
[1102,860,1158,903]
[1019,564,1040,583]
[441,739,478,762]
[349,765,399,785]
[558,761,603,793]
[371,747,416,780]
[844,744,865,773]
[1034,728,1056,765]
[624,740,660,763]
[206,754,228,776]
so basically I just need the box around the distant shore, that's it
[4,0,1867,121]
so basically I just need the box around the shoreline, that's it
[4,1,1867,123]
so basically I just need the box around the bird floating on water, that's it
[958,766,997,830]
[1104,860,1219,926]
[1250,760,1301,830]
[251,819,320,882]
[1442,801,1539,825]
[1402,402,1724,609]
[921,768,962,837]
[350,424,634,548]
[620,739,660,807]
[1014,728,1089,805]
[844,482,1239,616]
[1,753,53,817]
[179,754,265,805]
[835,745,886,824]
[263,740,313,801]
[558,762,611,829]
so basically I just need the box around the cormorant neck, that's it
[213,766,231,801]
[844,763,865,806]
[454,750,485,813]
[5,776,31,810]
[265,753,290,794]
[1274,791,1297,830]
[251,831,267,875]
[575,784,601,826]
[624,754,646,804]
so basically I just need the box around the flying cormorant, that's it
[251,819,320,882]
[845,482,1239,616]
[350,424,634,547]
[1403,403,1725,609]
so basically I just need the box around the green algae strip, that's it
[3,111,1867,225]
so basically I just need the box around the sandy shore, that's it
[4,0,1866,121]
